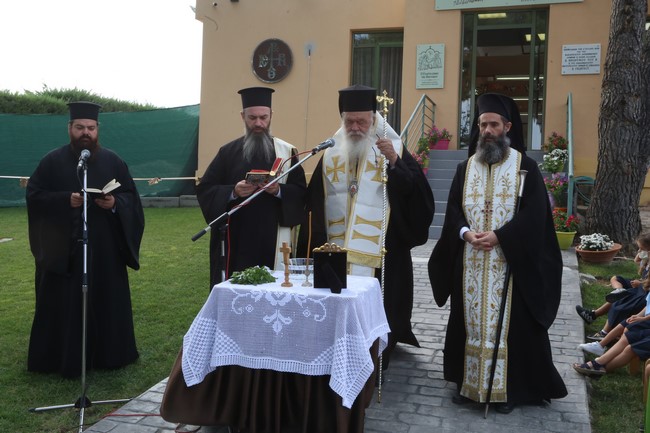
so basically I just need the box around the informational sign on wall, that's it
[416,44,445,89]
[435,0,582,10]
[561,44,601,75]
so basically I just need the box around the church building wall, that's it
[193,0,650,203]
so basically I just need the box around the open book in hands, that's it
[86,179,120,199]
[245,158,283,186]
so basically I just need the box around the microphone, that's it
[311,138,335,154]
[77,149,91,170]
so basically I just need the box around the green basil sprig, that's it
[229,266,277,285]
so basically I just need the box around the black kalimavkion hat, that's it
[338,84,377,114]
[238,87,274,109]
[67,101,102,121]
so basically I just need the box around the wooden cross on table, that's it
[280,241,293,287]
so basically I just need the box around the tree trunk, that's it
[586,0,648,250]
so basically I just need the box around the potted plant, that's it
[575,233,622,264]
[420,125,453,150]
[539,148,568,174]
[544,131,568,152]
[411,149,429,175]
[544,173,569,209]
[552,209,579,249]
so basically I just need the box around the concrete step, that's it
[427,168,456,179]
[428,159,461,170]
[424,149,465,240]
[429,225,442,239]
[433,213,446,226]
[429,178,452,190]
[432,189,450,200]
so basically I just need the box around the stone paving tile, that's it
[86,239,593,433]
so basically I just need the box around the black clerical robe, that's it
[26,144,144,377]
[428,154,567,404]
[196,137,306,288]
[300,149,434,360]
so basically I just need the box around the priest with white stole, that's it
[428,93,567,414]
[299,84,434,368]
[196,87,306,288]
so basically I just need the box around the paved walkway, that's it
[86,241,590,433]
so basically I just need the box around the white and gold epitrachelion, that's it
[460,149,522,403]
[321,113,401,277]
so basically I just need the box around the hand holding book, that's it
[85,179,121,199]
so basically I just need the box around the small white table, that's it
[181,271,390,408]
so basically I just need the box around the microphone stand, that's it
[192,144,326,243]
[29,159,131,432]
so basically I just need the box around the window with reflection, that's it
[352,31,404,131]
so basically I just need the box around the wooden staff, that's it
[375,90,394,403]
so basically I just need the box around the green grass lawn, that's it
[0,206,210,432]
[578,259,646,433]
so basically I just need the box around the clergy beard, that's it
[71,136,99,153]
[243,128,275,164]
[341,118,375,163]
[475,132,511,165]
[340,130,369,164]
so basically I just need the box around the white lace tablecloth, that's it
[181,271,390,408]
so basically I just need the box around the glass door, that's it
[459,10,548,150]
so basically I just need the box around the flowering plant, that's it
[552,209,579,232]
[578,233,615,251]
[418,125,453,149]
[539,148,568,173]
[544,132,568,152]
[429,125,453,142]
[544,173,568,205]
[411,150,429,169]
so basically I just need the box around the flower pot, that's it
[431,139,450,150]
[556,231,576,250]
[576,243,622,264]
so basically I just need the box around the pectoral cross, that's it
[280,242,292,287]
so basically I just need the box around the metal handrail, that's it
[566,93,575,215]
[400,94,436,153]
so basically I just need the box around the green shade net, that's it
[0,105,199,207]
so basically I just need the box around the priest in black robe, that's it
[428,93,567,413]
[299,85,434,367]
[26,101,144,378]
[196,87,306,288]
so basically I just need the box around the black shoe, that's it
[586,330,607,341]
[576,305,596,324]
[495,401,516,414]
[605,288,632,303]
[452,392,473,405]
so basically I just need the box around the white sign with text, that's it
[562,44,601,75]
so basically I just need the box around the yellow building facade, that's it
[193,0,650,203]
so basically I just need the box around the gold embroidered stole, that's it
[460,149,521,403]
[321,114,402,276]
[271,138,296,270]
